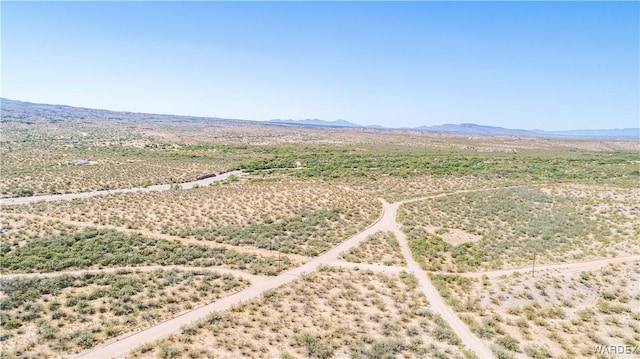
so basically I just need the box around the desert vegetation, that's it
[399,186,640,272]
[127,266,476,359]
[0,269,248,358]
[0,141,251,198]
[0,228,290,275]
[242,145,639,195]
[428,261,639,358]
[2,100,638,358]
[2,181,379,256]
[339,231,406,266]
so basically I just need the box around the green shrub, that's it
[12,187,33,197]
[523,345,552,358]
[295,332,334,359]
[71,330,95,349]
[495,335,521,352]
[432,325,460,345]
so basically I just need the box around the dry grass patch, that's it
[1,214,80,251]
[1,227,291,276]
[345,174,518,203]
[0,142,246,198]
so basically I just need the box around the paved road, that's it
[0,170,243,206]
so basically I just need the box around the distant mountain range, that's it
[269,119,361,128]
[1,98,637,140]
[271,119,639,139]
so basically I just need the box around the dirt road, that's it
[19,183,628,359]
[74,199,388,359]
[334,255,640,280]
[0,265,265,283]
[386,200,495,359]
[0,170,243,206]
[460,254,640,278]
[75,195,496,359]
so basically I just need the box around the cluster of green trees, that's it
[240,145,638,184]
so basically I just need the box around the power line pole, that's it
[532,252,536,277]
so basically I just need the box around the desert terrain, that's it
[1,100,638,359]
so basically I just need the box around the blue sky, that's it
[2,1,638,130]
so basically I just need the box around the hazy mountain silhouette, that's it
[3,98,637,139]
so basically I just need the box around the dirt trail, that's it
[329,260,407,274]
[386,200,495,359]
[75,194,496,359]
[0,265,265,283]
[459,255,640,278]
[74,198,388,359]
[0,170,244,206]
[24,183,627,359]
[3,212,309,262]
[333,255,640,280]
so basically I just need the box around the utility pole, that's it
[532,252,536,277]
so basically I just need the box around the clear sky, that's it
[2,1,638,130]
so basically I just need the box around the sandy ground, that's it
[73,198,388,359]
[385,200,495,359]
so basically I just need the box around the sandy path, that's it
[21,183,627,359]
[73,198,388,359]
[3,212,309,263]
[75,193,495,359]
[74,190,505,359]
[386,200,495,358]
[0,170,244,206]
[459,254,640,278]
[0,265,265,283]
[333,255,640,280]
[329,260,408,274]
